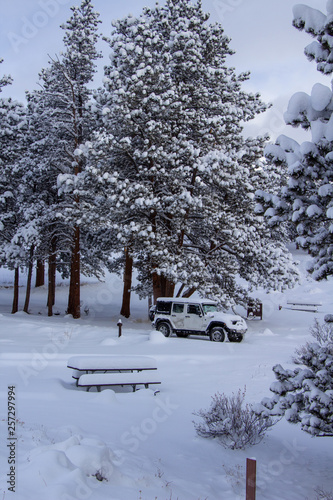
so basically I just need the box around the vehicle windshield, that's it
[202,304,217,314]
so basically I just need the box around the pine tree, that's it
[257,321,333,437]
[59,0,102,318]
[93,0,298,310]
[258,3,333,279]
[0,60,28,313]
[28,0,102,318]
[21,88,65,315]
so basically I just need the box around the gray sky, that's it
[0,0,329,141]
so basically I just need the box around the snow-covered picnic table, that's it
[286,300,322,312]
[67,355,160,392]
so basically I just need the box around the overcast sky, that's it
[0,0,330,141]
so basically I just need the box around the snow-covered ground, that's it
[0,249,332,500]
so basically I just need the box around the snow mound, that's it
[262,328,277,336]
[21,449,76,490]
[99,338,117,346]
[92,388,118,404]
[22,434,117,494]
[149,330,168,343]
[65,441,115,479]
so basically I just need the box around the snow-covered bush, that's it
[193,388,277,450]
[314,486,333,500]
[257,321,333,437]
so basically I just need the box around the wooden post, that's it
[117,319,122,337]
[246,458,256,500]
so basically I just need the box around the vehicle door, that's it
[183,303,205,331]
[171,303,186,329]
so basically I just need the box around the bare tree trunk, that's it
[176,283,185,297]
[67,226,81,319]
[152,272,162,304]
[164,278,175,297]
[181,286,197,298]
[23,246,34,313]
[11,268,19,314]
[152,273,175,303]
[35,259,45,287]
[120,247,133,318]
[47,237,57,316]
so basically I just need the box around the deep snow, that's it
[0,249,332,500]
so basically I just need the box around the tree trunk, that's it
[47,237,57,316]
[23,246,34,313]
[120,247,133,318]
[11,268,19,314]
[152,272,162,304]
[164,277,175,297]
[67,226,81,319]
[35,259,45,287]
[176,283,185,297]
[181,286,197,298]
[152,272,175,303]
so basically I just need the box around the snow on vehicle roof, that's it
[156,297,216,304]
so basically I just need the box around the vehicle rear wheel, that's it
[210,327,225,342]
[157,321,172,337]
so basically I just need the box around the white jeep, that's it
[152,297,247,342]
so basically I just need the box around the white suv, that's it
[152,297,247,342]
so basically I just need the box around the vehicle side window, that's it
[187,304,201,315]
[172,303,184,313]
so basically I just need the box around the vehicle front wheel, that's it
[209,327,225,342]
[157,321,172,337]
[228,333,243,343]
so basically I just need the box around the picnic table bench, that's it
[286,301,322,312]
[77,372,161,392]
[67,355,160,392]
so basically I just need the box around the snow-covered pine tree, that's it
[0,60,28,312]
[257,2,333,279]
[30,0,102,318]
[59,0,102,318]
[0,59,12,90]
[20,89,67,315]
[94,0,299,310]
[256,320,333,437]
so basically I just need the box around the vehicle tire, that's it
[228,333,243,343]
[157,321,172,337]
[209,327,225,342]
[176,332,188,338]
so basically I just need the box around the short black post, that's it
[246,458,256,500]
[117,319,122,337]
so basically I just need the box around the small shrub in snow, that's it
[324,314,333,323]
[258,321,333,437]
[314,486,333,500]
[193,388,277,450]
